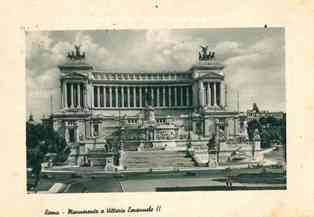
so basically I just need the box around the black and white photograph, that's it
[26,28,286,193]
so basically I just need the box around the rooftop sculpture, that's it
[67,45,86,61]
[199,45,215,61]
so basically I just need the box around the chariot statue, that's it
[67,45,86,61]
[199,45,215,61]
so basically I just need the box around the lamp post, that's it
[215,119,221,164]
[207,119,220,168]
[185,111,193,157]
[207,133,217,168]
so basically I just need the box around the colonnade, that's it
[62,81,224,109]
[63,82,86,109]
[200,81,224,107]
[92,85,193,108]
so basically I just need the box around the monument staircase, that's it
[123,141,141,151]
[87,148,114,167]
[123,150,195,169]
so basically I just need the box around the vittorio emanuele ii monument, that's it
[49,45,258,170]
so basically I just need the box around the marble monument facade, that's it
[51,47,243,166]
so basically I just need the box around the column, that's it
[163,87,166,107]
[115,86,118,107]
[71,83,74,108]
[103,86,106,108]
[204,83,208,106]
[139,86,142,107]
[64,82,68,108]
[221,82,225,108]
[60,82,63,109]
[213,82,217,106]
[174,87,177,106]
[218,82,222,107]
[121,86,124,108]
[207,82,211,107]
[199,81,204,107]
[190,86,193,106]
[133,86,136,107]
[90,121,94,137]
[83,83,87,108]
[180,86,183,107]
[209,83,213,106]
[150,87,154,105]
[77,83,81,108]
[91,85,94,108]
[127,86,130,107]
[145,87,148,106]
[186,86,189,106]
[169,86,172,107]
[192,84,198,108]
[97,86,100,108]
[81,84,84,108]
[109,86,112,107]
[157,87,160,107]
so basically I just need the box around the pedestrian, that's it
[225,167,233,190]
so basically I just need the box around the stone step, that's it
[125,150,187,155]
[125,163,195,168]
[125,156,189,161]
[125,157,192,162]
[125,161,195,166]
[123,150,195,169]
[125,154,188,159]
[125,161,194,166]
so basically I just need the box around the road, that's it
[30,147,286,193]
[33,169,285,193]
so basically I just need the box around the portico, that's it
[62,81,88,109]
[200,80,225,108]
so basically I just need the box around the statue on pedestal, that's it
[243,120,249,141]
[137,142,145,151]
[207,134,218,168]
[252,128,261,160]
[67,45,86,61]
[199,45,215,61]
[65,127,70,143]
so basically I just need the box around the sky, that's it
[26,28,285,119]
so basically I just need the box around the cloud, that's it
[26,29,285,119]
[26,31,115,118]
[110,29,204,71]
[26,32,68,117]
[214,41,244,61]
[73,32,110,66]
[221,35,285,111]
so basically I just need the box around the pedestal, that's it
[204,118,215,137]
[208,150,218,168]
[105,157,114,171]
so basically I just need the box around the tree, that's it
[247,119,261,141]
[26,121,68,169]
[247,115,286,149]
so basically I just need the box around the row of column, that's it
[93,85,193,108]
[199,81,224,107]
[63,82,86,109]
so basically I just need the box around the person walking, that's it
[225,167,233,190]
